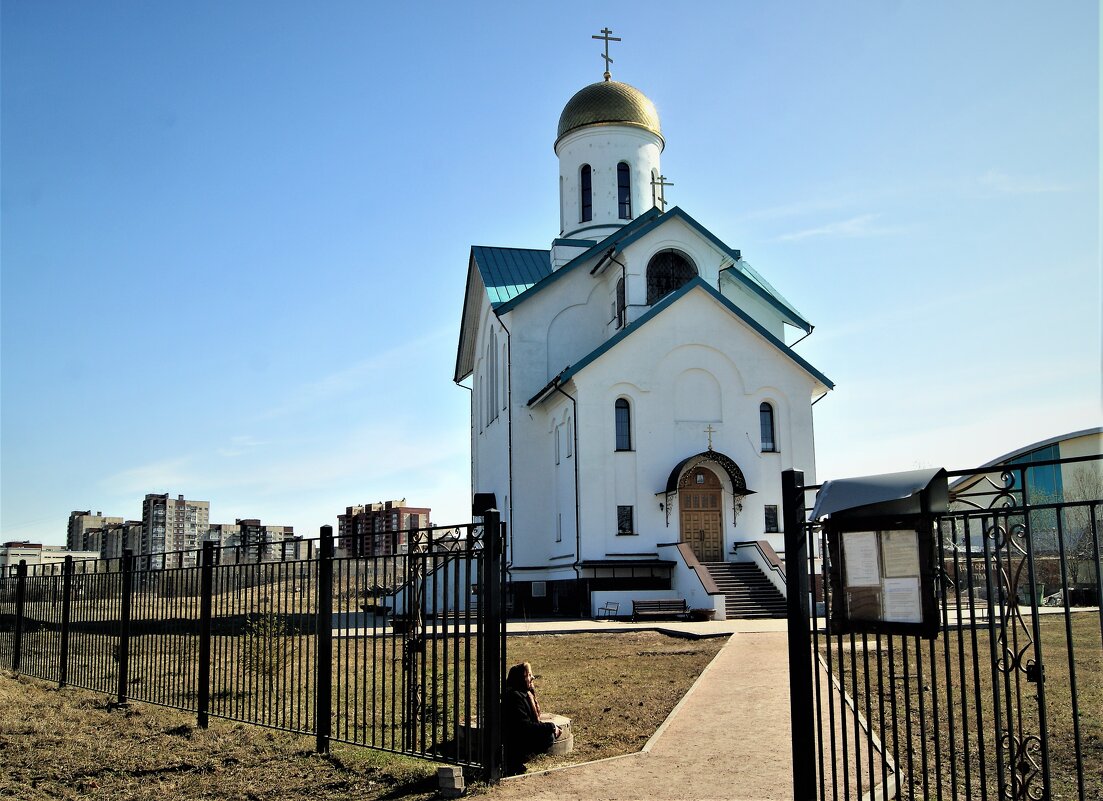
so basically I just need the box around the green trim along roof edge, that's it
[527,276,833,406]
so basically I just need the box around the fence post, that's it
[117,549,134,707]
[481,510,504,783]
[12,560,27,672]
[59,556,74,688]
[197,541,214,728]
[315,525,334,754]
[783,469,816,801]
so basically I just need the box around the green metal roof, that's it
[471,246,551,308]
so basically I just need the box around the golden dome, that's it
[556,80,663,148]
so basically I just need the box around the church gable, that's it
[611,207,811,338]
[528,277,833,406]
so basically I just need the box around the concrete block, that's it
[438,766,465,796]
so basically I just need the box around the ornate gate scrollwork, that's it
[984,514,1048,801]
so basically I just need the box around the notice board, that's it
[827,519,939,638]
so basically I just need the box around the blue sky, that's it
[2,2,1098,545]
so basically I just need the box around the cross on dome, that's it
[592,27,621,81]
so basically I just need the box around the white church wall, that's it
[718,272,790,341]
[506,392,580,575]
[656,543,727,615]
[546,282,608,379]
[567,287,820,563]
[471,302,511,529]
[617,219,792,342]
[556,125,662,241]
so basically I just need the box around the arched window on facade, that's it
[646,250,697,305]
[651,168,658,209]
[760,402,777,452]
[617,162,632,219]
[580,165,592,223]
[486,332,498,426]
[615,275,626,329]
[501,341,508,410]
[614,398,632,451]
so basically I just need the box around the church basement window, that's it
[764,505,779,533]
[617,505,635,535]
[617,162,632,219]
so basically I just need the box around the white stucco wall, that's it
[471,241,825,587]
[556,125,663,241]
[565,286,819,565]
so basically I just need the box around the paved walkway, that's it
[483,620,800,801]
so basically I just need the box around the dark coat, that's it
[501,688,555,771]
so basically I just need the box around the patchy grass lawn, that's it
[506,631,726,770]
[0,631,726,799]
[0,671,440,801]
[818,612,1101,800]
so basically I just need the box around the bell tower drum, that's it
[554,30,664,242]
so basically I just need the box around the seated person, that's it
[501,661,561,774]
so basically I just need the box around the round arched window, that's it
[646,250,697,305]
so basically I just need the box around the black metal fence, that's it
[785,454,1102,801]
[0,516,507,780]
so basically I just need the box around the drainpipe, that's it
[553,383,583,615]
[789,325,814,349]
[492,311,515,567]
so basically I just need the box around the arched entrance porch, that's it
[679,465,724,561]
[662,449,755,562]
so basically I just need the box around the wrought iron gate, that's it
[785,456,1102,800]
[0,512,508,780]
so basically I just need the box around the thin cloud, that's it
[977,169,1070,196]
[257,325,454,421]
[741,195,856,222]
[217,435,266,458]
[101,457,198,496]
[775,213,910,242]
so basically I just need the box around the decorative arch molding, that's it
[661,449,756,527]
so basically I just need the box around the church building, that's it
[454,35,833,618]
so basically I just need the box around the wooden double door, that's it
[679,466,723,562]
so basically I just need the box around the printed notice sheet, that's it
[881,529,921,577]
[882,577,922,623]
[843,531,880,587]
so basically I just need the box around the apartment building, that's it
[337,499,431,557]
[142,493,210,567]
[67,510,123,553]
[101,520,143,560]
[207,518,299,561]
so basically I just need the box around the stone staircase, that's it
[702,561,787,619]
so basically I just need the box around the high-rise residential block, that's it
[337,500,431,557]
[142,493,210,567]
[67,510,123,552]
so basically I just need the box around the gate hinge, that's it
[1025,662,1044,684]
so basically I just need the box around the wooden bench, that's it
[631,599,689,621]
